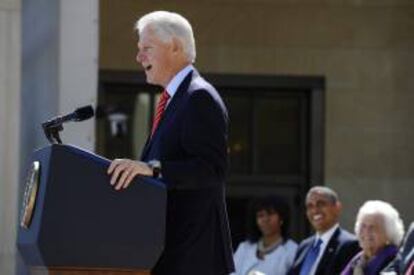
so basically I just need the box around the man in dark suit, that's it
[399,222,414,274]
[107,10,234,275]
[382,221,414,275]
[288,186,360,275]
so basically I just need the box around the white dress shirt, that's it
[164,64,194,105]
[308,223,339,275]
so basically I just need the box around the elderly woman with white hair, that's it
[341,200,405,275]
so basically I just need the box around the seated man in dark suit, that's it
[382,221,414,275]
[288,186,360,275]
[400,222,414,274]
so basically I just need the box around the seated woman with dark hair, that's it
[341,200,405,275]
[231,196,298,275]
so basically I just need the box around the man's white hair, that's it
[355,200,405,246]
[135,11,196,63]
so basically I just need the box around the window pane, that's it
[132,93,150,159]
[255,95,304,174]
[224,95,251,174]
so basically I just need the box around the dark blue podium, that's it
[17,144,166,275]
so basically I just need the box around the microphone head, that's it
[73,105,94,121]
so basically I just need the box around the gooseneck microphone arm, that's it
[42,105,94,144]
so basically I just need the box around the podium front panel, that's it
[17,145,166,270]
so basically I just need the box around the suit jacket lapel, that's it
[316,227,340,275]
[140,70,195,160]
[140,135,151,161]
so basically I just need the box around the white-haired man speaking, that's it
[107,11,235,275]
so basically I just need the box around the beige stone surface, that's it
[0,1,20,275]
[0,0,20,10]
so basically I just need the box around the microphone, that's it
[42,105,94,144]
[42,105,94,129]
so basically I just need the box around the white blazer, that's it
[231,239,298,275]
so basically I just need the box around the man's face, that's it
[136,27,176,87]
[306,191,341,234]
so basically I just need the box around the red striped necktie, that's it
[151,90,170,137]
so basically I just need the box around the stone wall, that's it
[0,0,21,273]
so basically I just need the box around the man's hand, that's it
[107,159,153,190]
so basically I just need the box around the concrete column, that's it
[58,0,98,150]
[10,0,98,273]
[0,1,21,274]
[21,0,98,165]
